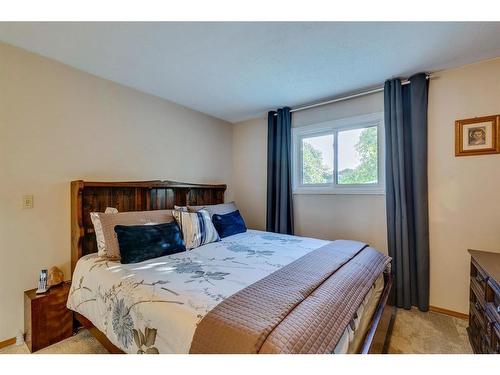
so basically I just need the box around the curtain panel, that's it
[266,107,294,235]
[384,73,430,311]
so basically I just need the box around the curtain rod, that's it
[274,74,432,115]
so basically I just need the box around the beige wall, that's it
[232,117,268,230]
[233,57,500,315]
[233,93,388,253]
[428,58,500,314]
[0,42,233,341]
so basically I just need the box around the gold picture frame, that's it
[455,115,500,157]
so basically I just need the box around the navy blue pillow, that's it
[211,210,247,238]
[114,222,186,264]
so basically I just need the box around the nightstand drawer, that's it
[24,282,73,352]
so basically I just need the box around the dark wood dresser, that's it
[467,250,500,354]
[24,281,73,352]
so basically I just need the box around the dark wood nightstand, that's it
[24,281,73,352]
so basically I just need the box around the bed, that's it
[69,180,395,354]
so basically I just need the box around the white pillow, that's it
[90,207,118,255]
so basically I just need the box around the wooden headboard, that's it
[70,180,226,274]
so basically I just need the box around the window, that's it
[292,112,384,194]
[301,133,334,185]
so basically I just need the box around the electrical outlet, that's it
[23,195,34,209]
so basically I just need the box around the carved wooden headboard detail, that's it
[70,180,226,275]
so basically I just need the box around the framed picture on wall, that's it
[455,115,500,156]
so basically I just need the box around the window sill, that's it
[293,188,385,195]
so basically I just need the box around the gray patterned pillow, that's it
[172,209,220,250]
[188,202,238,217]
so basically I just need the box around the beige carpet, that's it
[0,330,109,354]
[388,308,472,354]
[1,308,471,354]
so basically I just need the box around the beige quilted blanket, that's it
[189,240,390,354]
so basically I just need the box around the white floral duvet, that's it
[67,230,381,354]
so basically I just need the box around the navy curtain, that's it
[384,73,429,311]
[266,107,293,234]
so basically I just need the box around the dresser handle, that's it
[475,274,483,282]
[475,301,481,311]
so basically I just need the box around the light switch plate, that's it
[23,195,34,209]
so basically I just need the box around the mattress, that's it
[67,229,383,354]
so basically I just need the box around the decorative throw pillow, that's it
[90,207,119,256]
[211,210,247,239]
[114,222,186,264]
[173,205,188,212]
[187,201,238,217]
[90,209,174,259]
[172,209,220,250]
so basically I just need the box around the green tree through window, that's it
[302,141,333,184]
[338,126,378,184]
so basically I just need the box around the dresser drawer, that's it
[486,279,500,314]
[470,302,485,331]
[471,259,488,291]
[480,334,492,353]
[484,305,497,346]
[494,323,500,354]
[467,326,479,353]
[470,277,486,307]
[470,285,486,313]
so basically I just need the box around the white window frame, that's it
[292,112,385,195]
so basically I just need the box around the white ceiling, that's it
[0,22,499,122]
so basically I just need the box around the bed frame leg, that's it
[360,272,395,354]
